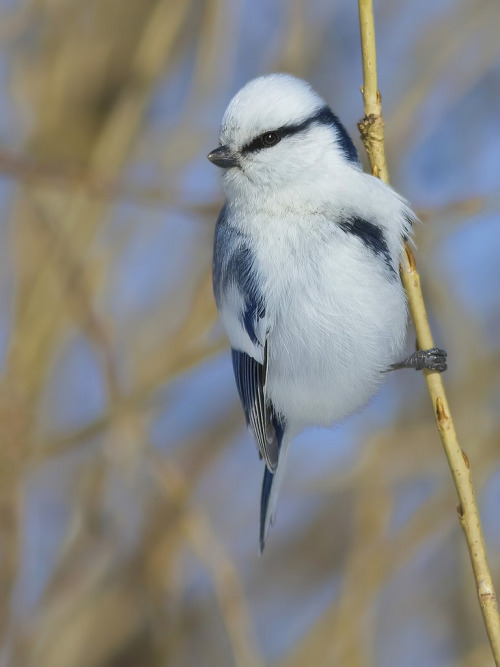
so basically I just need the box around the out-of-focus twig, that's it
[357,1,500,663]
[34,336,227,462]
[152,459,263,667]
[386,1,500,158]
[0,149,118,195]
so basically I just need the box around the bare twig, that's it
[357,1,500,663]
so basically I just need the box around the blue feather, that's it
[213,206,266,346]
[259,412,285,553]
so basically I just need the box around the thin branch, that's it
[357,0,500,663]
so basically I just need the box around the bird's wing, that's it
[213,207,281,471]
[231,346,281,471]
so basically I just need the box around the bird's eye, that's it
[261,132,280,147]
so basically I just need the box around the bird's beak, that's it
[207,145,238,169]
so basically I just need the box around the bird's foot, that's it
[388,347,447,372]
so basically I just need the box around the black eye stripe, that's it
[240,105,359,164]
[244,131,281,153]
[241,106,330,154]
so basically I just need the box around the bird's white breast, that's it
[249,209,408,429]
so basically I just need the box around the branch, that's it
[357,0,500,663]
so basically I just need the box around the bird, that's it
[208,73,447,552]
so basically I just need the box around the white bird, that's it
[208,73,446,552]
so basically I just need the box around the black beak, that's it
[207,145,238,169]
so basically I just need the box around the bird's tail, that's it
[259,438,290,553]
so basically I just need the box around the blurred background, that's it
[0,0,499,665]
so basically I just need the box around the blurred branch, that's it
[0,0,192,646]
[152,458,262,667]
[0,148,178,205]
[386,1,500,158]
[10,0,190,388]
[416,195,493,224]
[33,337,227,462]
[284,414,500,666]
[34,266,224,459]
[30,200,120,401]
[357,1,500,664]
[0,149,120,196]
[285,482,457,666]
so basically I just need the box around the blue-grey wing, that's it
[213,205,267,355]
[213,205,280,471]
[231,347,280,471]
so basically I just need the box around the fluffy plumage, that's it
[210,74,415,551]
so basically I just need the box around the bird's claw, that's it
[387,347,448,373]
[410,347,447,372]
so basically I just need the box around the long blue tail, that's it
[259,415,288,553]
[259,428,289,552]
[260,468,274,553]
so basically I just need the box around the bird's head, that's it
[208,74,360,197]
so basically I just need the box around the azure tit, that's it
[208,74,446,552]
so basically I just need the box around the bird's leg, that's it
[387,347,447,372]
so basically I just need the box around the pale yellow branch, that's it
[357,0,500,663]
